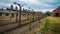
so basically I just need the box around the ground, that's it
[1,16,60,34]
[40,16,60,34]
[0,15,39,34]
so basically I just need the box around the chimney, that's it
[11,5,13,10]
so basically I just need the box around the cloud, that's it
[18,0,52,7]
[0,0,12,3]
[17,0,57,9]
[19,0,39,4]
[0,0,60,12]
[0,3,11,8]
[34,9,54,13]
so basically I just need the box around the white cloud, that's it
[41,9,54,12]
[34,9,54,13]
[0,0,53,9]
[18,0,52,7]
[0,0,59,12]
[19,0,39,4]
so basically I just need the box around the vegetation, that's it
[40,17,51,34]
[40,17,60,34]
[45,11,51,16]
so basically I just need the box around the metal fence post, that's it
[18,4,22,27]
[16,6,18,22]
[32,9,34,21]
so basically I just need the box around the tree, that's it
[45,11,51,16]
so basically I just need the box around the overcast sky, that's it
[0,0,60,12]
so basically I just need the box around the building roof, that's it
[51,6,60,14]
[0,9,17,13]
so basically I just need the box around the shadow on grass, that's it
[50,23,60,34]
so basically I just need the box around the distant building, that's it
[51,6,60,17]
[0,5,28,19]
[35,11,46,19]
[0,5,17,19]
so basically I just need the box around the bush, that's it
[40,18,51,34]
[40,17,60,34]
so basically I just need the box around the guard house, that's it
[51,6,60,17]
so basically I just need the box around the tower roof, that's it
[57,6,60,9]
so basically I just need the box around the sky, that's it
[0,0,60,12]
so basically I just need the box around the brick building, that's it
[0,8,17,19]
[35,11,46,19]
[0,5,28,19]
[0,5,17,19]
[51,6,60,17]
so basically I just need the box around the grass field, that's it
[0,17,27,23]
[40,16,60,34]
[0,16,37,25]
[0,17,27,25]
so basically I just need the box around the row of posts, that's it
[10,3,41,30]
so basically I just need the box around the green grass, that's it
[50,23,60,34]
[40,17,60,34]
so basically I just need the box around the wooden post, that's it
[29,23,31,30]
[10,16,11,21]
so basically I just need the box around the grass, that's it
[0,16,37,25]
[40,16,60,34]
[0,16,27,25]
[0,15,37,22]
